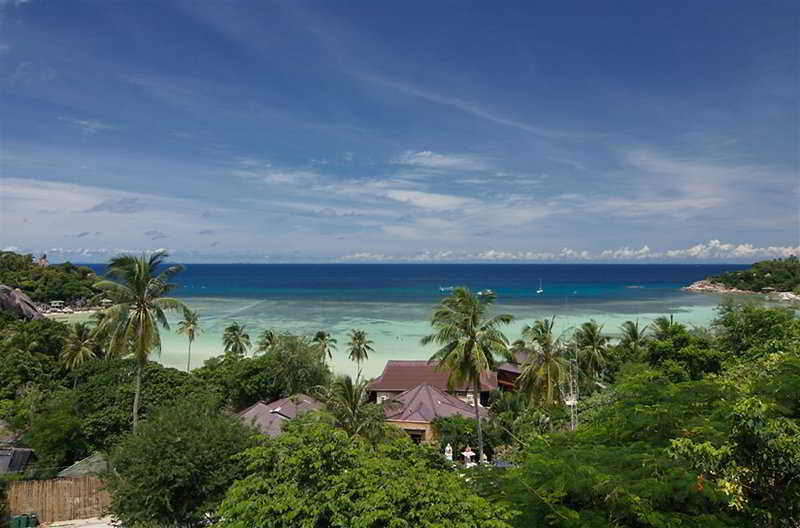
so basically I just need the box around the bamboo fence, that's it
[7,477,110,523]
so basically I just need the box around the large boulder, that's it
[0,284,44,320]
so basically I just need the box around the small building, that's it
[49,300,65,309]
[366,360,498,406]
[495,350,529,391]
[238,393,323,437]
[383,383,489,443]
[0,447,33,475]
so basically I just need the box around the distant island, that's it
[683,256,800,302]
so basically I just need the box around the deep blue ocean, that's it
[84,263,747,305]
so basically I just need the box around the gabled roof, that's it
[497,350,530,376]
[238,393,323,437]
[57,452,108,478]
[0,447,32,474]
[366,360,497,393]
[383,383,488,423]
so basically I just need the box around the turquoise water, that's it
[81,264,747,377]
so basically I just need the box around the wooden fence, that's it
[7,477,110,523]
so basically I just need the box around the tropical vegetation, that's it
[708,255,800,293]
[0,251,97,303]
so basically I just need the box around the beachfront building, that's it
[383,383,489,443]
[238,393,322,437]
[367,360,498,406]
[495,351,529,391]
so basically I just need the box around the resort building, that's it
[238,393,322,437]
[383,383,489,443]
[367,358,527,406]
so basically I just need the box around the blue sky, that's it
[1,0,798,262]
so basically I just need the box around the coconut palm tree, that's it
[321,374,384,439]
[347,329,373,370]
[61,322,97,387]
[177,309,202,372]
[573,320,608,382]
[223,321,251,358]
[256,328,280,354]
[651,314,682,341]
[312,330,337,361]
[514,317,570,408]
[421,287,512,465]
[94,250,188,431]
[619,319,649,360]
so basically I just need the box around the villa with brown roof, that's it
[238,393,323,437]
[383,383,489,442]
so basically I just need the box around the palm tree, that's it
[619,319,649,360]
[94,250,188,431]
[256,328,280,354]
[61,322,97,387]
[651,315,681,341]
[312,330,337,361]
[421,287,512,465]
[347,329,374,370]
[322,374,384,439]
[573,320,608,382]
[515,317,570,408]
[177,309,202,372]
[89,311,111,357]
[223,321,251,358]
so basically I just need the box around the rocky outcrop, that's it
[682,280,800,303]
[0,285,44,320]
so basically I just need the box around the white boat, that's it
[477,289,494,296]
[536,279,544,294]
[439,285,454,293]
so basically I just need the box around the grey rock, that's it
[0,284,44,320]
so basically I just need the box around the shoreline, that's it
[682,279,800,303]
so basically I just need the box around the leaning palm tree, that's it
[421,287,512,465]
[347,329,374,370]
[321,374,384,439]
[651,314,680,341]
[619,319,649,360]
[312,330,337,361]
[573,320,608,382]
[61,322,97,387]
[94,250,188,431]
[256,328,280,354]
[223,321,251,358]
[514,317,570,408]
[177,309,202,372]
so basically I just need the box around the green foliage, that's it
[195,332,331,410]
[106,397,260,528]
[709,256,800,292]
[216,421,516,528]
[320,374,386,441]
[222,321,251,358]
[645,323,724,380]
[431,415,504,460]
[26,391,88,477]
[72,358,216,452]
[0,251,97,302]
[712,300,799,359]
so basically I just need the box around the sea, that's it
[75,263,750,377]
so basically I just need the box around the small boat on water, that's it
[477,289,495,296]
[439,285,454,293]
[536,279,544,294]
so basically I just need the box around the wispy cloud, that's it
[67,118,113,134]
[395,150,487,171]
[231,158,320,185]
[144,229,167,240]
[84,197,147,214]
[357,74,580,140]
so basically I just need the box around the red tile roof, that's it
[238,393,323,437]
[384,383,488,423]
[366,360,497,392]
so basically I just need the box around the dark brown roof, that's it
[366,360,497,393]
[238,393,323,437]
[0,447,32,474]
[384,383,488,423]
[496,350,530,375]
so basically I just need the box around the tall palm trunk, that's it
[132,364,142,432]
[473,378,484,465]
[186,341,192,372]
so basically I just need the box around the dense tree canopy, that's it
[709,256,800,293]
[216,421,516,528]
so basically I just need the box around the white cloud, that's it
[340,240,800,262]
[384,189,475,210]
[68,119,113,134]
[231,158,320,185]
[395,150,487,171]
